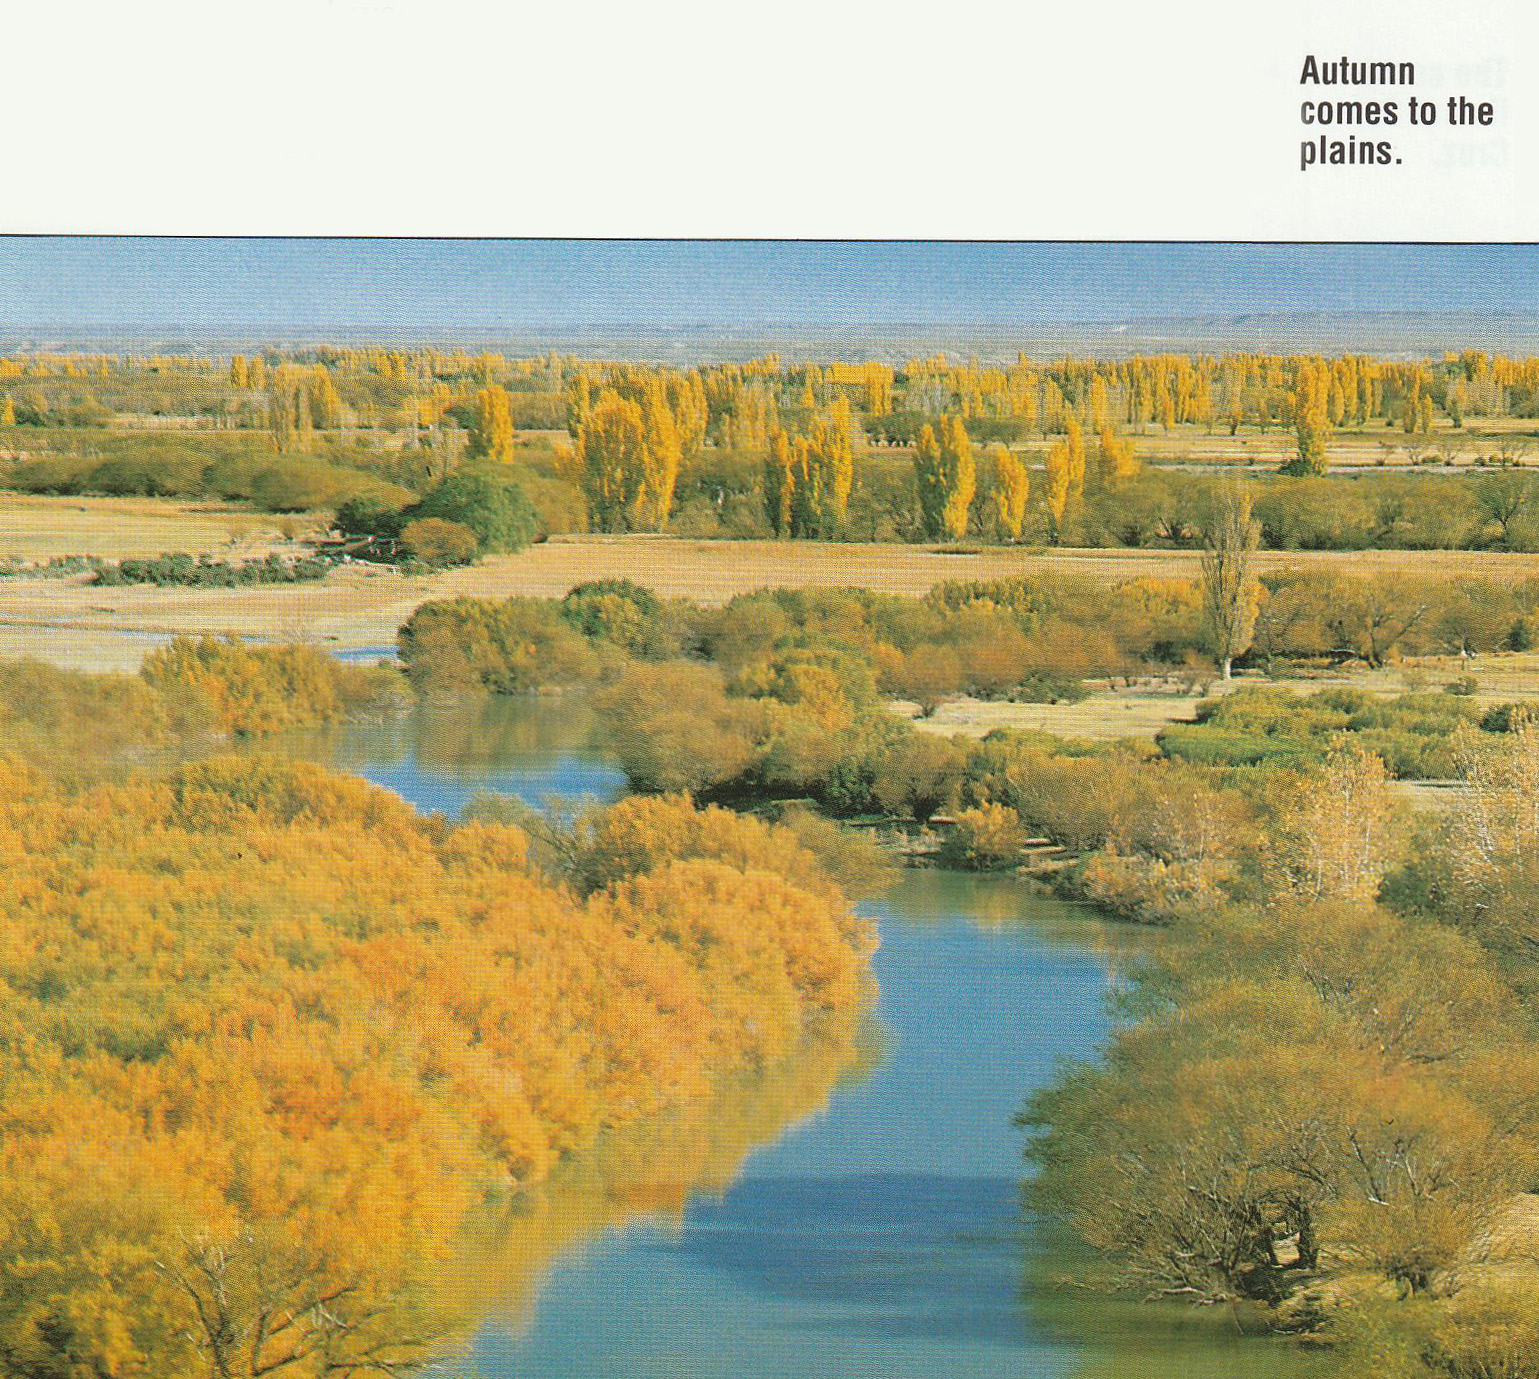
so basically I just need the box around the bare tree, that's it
[155,1227,455,1379]
[1201,484,1261,681]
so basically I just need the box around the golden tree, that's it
[1285,361,1331,476]
[577,388,678,531]
[1043,440,1073,540]
[469,383,516,463]
[1267,744,1394,903]
[309,364,344,431]
[578,390,648,531]
[990,444,1030,540]
[1095,427,1140,486]
[636,383,682,529]
[914,415,975,540]
[267,381,312,452]
[1064,416,1087,499]
[764,429,797,536]
[805,398,855,533]
[763,403,854,539]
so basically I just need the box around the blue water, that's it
[467,881,1109,1379]
[332,644,401,664]
[273,695,627,818]
[298,695,1326,1379]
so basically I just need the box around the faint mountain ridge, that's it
[2,310,1537,361]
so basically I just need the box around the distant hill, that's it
[6,311,1539,362]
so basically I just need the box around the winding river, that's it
[278,696,1330,1379]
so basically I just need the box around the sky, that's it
[0,240,1535,338]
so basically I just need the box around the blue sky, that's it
[0,240,1533,335]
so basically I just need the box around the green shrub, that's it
[408,467,538,553]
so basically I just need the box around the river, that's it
[277,696,1330,1379]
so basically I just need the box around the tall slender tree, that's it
[914,415,975,540]
[1201,484,1261,680]
[990,444,1030,540]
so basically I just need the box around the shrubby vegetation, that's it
[0,636,401,773]
[388,568,1539,1373]
[2,431,416,514]
[140,636,406,737]
[0,755,873,1379]
[0,657,197,768]
[0,639,877,1377]
[1023,725,1539,1378]
[395,575,1534,836]
[399,576,1202,726]
[397,598,604,694]
[333,464,539,564]
[90,551,339,587]
[1158,685,1495,778]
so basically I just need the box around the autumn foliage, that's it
[0,757,873,1378]
[140,635,399,737]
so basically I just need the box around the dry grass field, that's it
[474,535,1539,595]
[0,494,325,562]
[1126,417,1538,470]
[902,650,1539,746]
[7,526,1539,683]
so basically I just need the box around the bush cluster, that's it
[90,552,339,587]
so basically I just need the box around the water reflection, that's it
[1029,1262,1337,1379]
[456,1009,876,1330]
[268,695,626,817]
[284,697,1325,1379]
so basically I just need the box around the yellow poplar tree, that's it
[1089,375,1111,430]
[765,429,797,536]
[915,416,975,540]
[809,397,855,532]
[764,403,854,539]
[1200,484,1261,679]
[294,385,313,448]
[1044,440,1072,541]
[990,444,1029,540]
[469,384,516,463]
[1285,363,1331,475]
[668,371,709,457]
[0,396,13,427]
[578,390,649,531]
[566,372,592,436]
[1096,427,1140,486]
[637,384,682,529]
[1065,417,1087,499]
[940,415,976,539]
[309,365,344,431]
[1402,375,1422,434]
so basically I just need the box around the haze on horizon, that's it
[0,242,1535,346]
